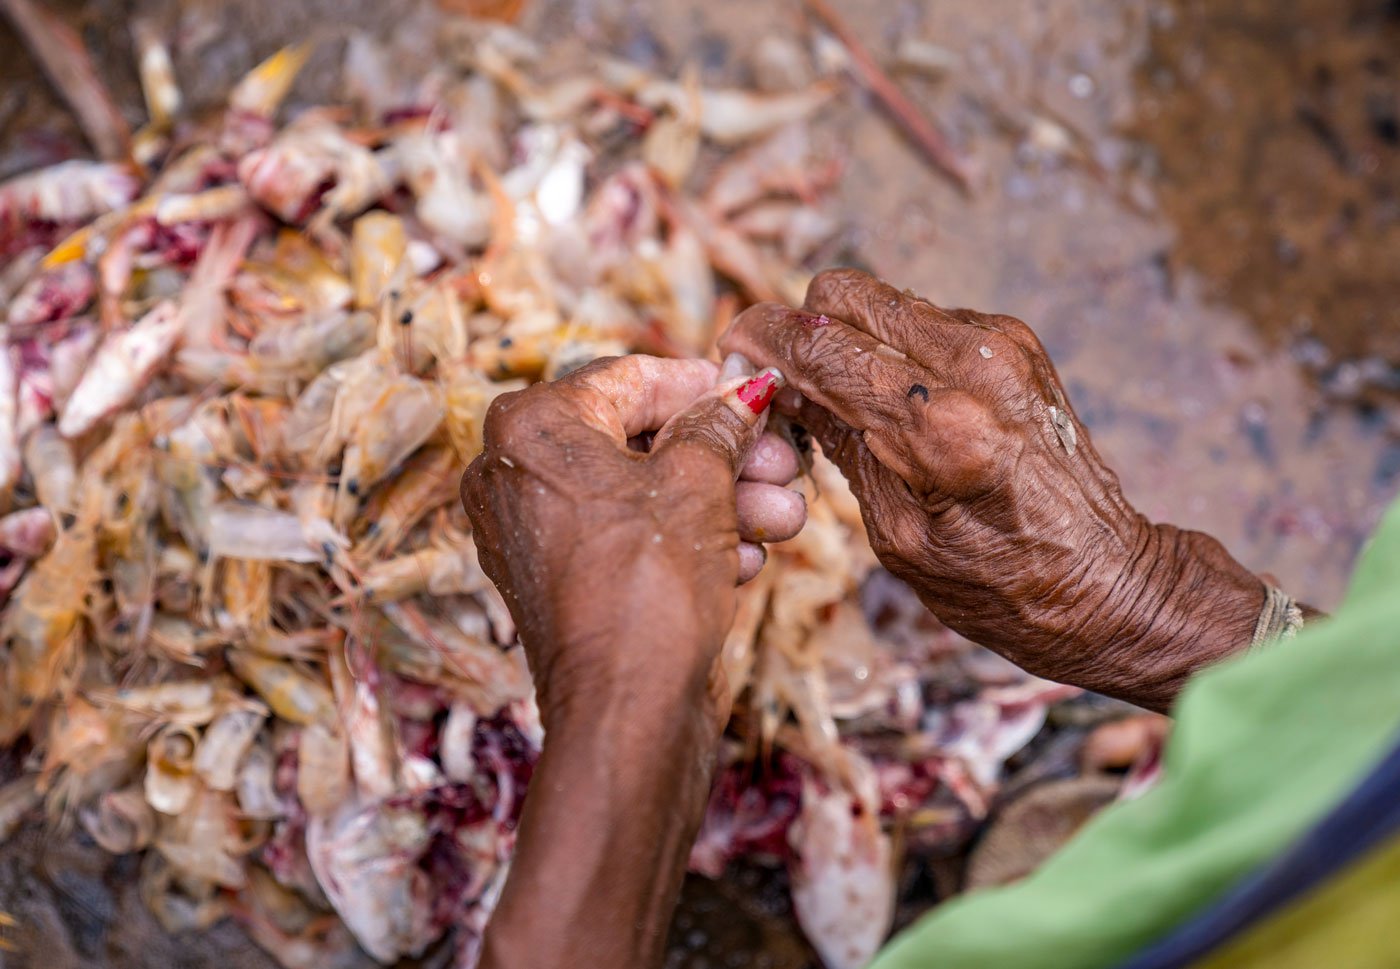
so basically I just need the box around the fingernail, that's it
[733,367,785,415]
[720,352,754,381]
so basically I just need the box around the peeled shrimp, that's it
[59,300,182,438]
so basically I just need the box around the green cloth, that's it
[870,496,1400,969]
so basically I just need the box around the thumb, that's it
[651,367,785,477]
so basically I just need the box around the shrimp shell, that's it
[81,785,156,853]
[227,652,337,727]
[194,706,267,791]
[0,776,40,843]
[145,723,200,814]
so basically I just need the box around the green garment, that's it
[871,496,1400,969]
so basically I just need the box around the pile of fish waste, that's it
[0,10,1107,967]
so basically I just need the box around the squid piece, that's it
[0,347,18,499]
[788,769,895,969]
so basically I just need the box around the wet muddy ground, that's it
[2,0,1398,966]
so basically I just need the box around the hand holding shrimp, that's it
[461,353,803,727]
[461,353,803,969]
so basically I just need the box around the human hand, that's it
[460,354,801,732]
[721,269,1265,711]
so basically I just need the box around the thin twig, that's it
[0,0,131,161]
[801,0,974,192]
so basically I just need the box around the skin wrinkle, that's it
[723,268,1266,715]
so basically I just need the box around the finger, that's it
[720,302,958,488]
[786,396,933,552]
[802,268,1010,373]
[737,542,767,584]
[736,481,806,544]
[739,431,800,484]
[787,396,886,498]
[651,367,785,478]
[719,351,755,382]
[560,355,719,442]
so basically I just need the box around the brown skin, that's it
[467,269,1281,967]
[723,269,1271,713]
[464,355,787,968]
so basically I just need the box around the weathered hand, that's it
[460,354,796,732]
[721,269,1265,712]
[463,355,797,969]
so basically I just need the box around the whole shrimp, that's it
[355,445,459,559]
[0,506,99,743]
[358,528,491,602]
[0,161,139,235]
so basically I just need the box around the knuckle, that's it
[988,314,1045,352]
[807,266,873,308]
[482,387,539,441]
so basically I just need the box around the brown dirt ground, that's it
[1,0,1397,965]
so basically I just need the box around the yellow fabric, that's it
[1193,831,1400,969]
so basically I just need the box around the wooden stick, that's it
[0,0,131,161]
[801,0,974,192]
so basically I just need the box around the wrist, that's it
[539,608,729,739]
[1074,519,1264,711]
[481,663,720,969]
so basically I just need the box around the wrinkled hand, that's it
[461,355,799,731]
[722,269,1265,712]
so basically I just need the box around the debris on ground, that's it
[0,8,1127,968]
